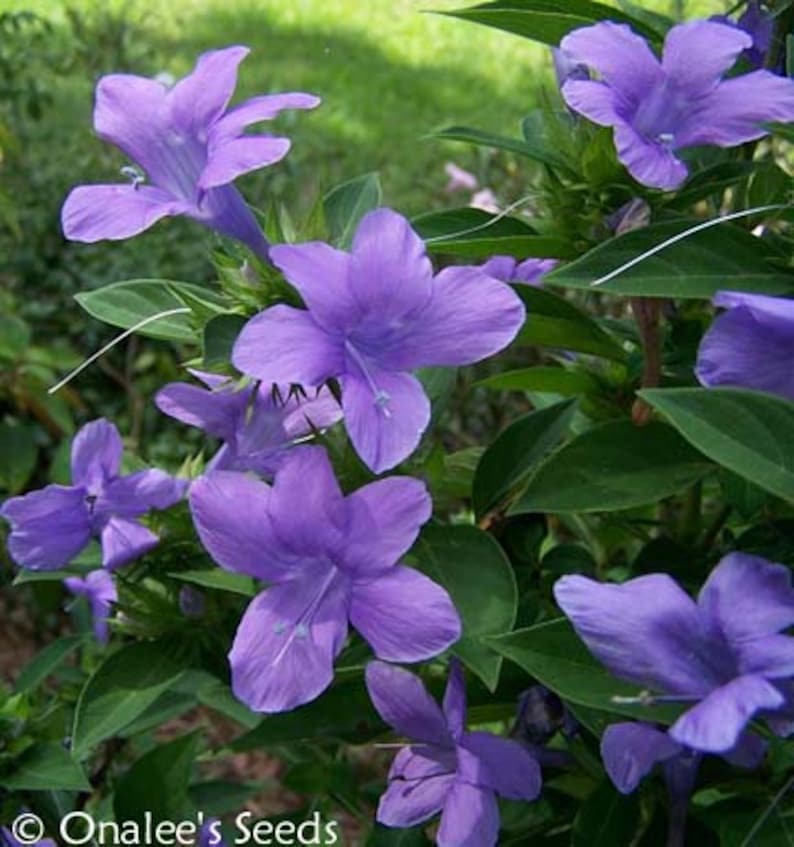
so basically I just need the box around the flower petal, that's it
[340,477,432,577]
[101,469,187,518]
[230,576,349,713]
[190,470,299,581]
[553,574,729,695]
[562,80,623,126]
[601,722,683,794]
[698,552,794,641]
[736,635,794,679]
[678,70,794,148]
[100,516,158,570]
[515,258,558,286]
[560,22,663,105]
[351,565,461,663]
[458,732,542,801]
[381,266,525,370]
[349,208,434,322]
[364,661,450,745]
[443,659,467,741]
[168,45,249,133]
[662,21,751,95]
[280,389,343,440]
[65,571,117,644]
[269,241,360,332]
[670,675,784,753]
[155,381,249,440]
[341,366,430,474]
[190,183,270,258]
[377,748,456,828]
[722,731,768,770]
[614,122,689,190]
[437,780,500,847]
[70,419,123,490]
[62,184,187,243]
[696,302,794,400]
[1,485,91,571]
[212,92,321,140]
[200,136,291,190]
[233,305,345,387]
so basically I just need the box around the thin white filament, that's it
[423,192,540,244]
[590,203,790,288]
[48,307,191,395]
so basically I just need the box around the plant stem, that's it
[630,296,663,426]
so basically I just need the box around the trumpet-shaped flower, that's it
[155,370,342,476]
[233,208,525,473]
[61,46,319,257]
[696,291,794,401]
[64,570,118,644]
[1,419,186,571]
[559,20,794,189]
[366,660,541,847]
[554,552,794,754]
[189,446,460,713]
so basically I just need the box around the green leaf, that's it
[475,366,598,394]
[640,387,794,503]
[189,780,266,818]
[488,618,679,722]
[75,280,228,342]
[15,635,85,694]
[414,525,517,689]
[473,399,577,519]
[572,781,641,847]
[114,732,198,824]
[0,421,37,493]
[440,0,660,47]
[202,314,247,369]
[169,569,257,597]
[71,641,184,758]
[412,207,572,259]
[0,743,90,792]
[514,286,627,361]
[323,172,382,249]
[545,220,794,299]
[511,420,712,514]
[367,826,433,846]
[435,125,571,173]
[0,313,31,360]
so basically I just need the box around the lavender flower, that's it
[155,370,342,476]
[179,585,207,618]
[559,20,794,189]
[696,291,794,401]
[713,1,777,71]
[64,570,118,644]
[554,552,794,754]
[479,255,558,287]
[233,208,525,473]
[1,419,186,571]
[189,446,460,712]
[366,660,541,847]
[444,162,478,193]
[552,48,589,88]
[61,46,319,257]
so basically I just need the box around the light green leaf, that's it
[475,366,598,394]
[435,125,571,173]
[323,172,382,249]
[169,569,257,597]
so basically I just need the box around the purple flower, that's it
[64,569,118,644]
[179,585,207,618]
[233,208,525,473]
[1,419,186,571]
[199,820,226,847]
[61,46,319,257]
[559,20,794,189]
[189,446,461,712]
[479,255,558,287]
[366,660,541,847]
[554,552,794,754]
[552,48,589,88]
[713,2,777,71]
[696,291,794,401]
[155,370,342,476]
[444,162,478,193]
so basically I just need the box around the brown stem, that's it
[630,296,664,426]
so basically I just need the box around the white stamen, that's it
[48,307,191,395]
[120,164,145,190]
[590,204,791,288]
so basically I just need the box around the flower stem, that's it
[630,296,663,426]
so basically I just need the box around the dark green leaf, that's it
[324,172,382,249]
[15,635,85,694]
[203,314,247,369]
[0,743,90,792]
[475,366,597,394]
[0,314,31,359]
[515,286,627,360]
[0,421,37,493]
[71,641,184,758]
[545,220,794,299]
[640,387,794,503]
[189,781,265,818]
[367,825,433,846]
[512,419,711,513]
[435,125,571,172]
[414,525,517,689]
[473,399,577,518]
[169,569,257,597]
[440,0,660,46]
[572,781,641,847]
